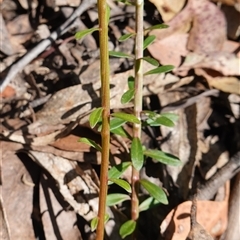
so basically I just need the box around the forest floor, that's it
[1,0,240,239]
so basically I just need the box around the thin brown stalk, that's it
[131,0,144,223]
[96,0,110,239]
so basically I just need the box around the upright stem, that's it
[96,0,110,239]
[131,0,144,223]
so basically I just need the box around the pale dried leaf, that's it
[26,150,99,221]
[187,0,226,53]
[0,13,14,55]
[40,173,83,240]
[2,146,36,239]
[161,194,228,239]
[148,33,188,67]
[149,0,186,21]
[177,52,240,76]
[6,14,33,49]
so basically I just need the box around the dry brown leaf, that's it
[6,14,33,52]
[187,0,226,53]
[186,196,214,240]
[147,33,188,67]
[26,150,99,221]
[2,146,37,239]
[150,0,227,54]
[207,76,239,95]
[40,173,83,240]
[0,85,15,98]
[160,190,229,239]
[177,51,240,76]
[149,0,186,21]
[0,13,14,55]
[195,68,240,95]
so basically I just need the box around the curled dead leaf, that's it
[160,183,229,239]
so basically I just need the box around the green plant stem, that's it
[131,0,144,223]
[96,0,110,239]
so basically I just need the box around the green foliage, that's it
[127,76,135,89]
[139,179,168,204]
[75,27,99,40]
[142,111,179,127]
[78,138,102,152]
[119,33,135,41]
[145,24,169,31]
[142,56,159,66]
[76,1,180,238]
[119,220,136,239]
[89,107,103,128]
[131,137,144,171]
[109,178,132,193]
[144,65,174,76]
[106,5,110,23]
[111,112,140,124]
[106,193,130,206]
[121,89,135,104]
[110,126,131,138]
[161,112,179,122]
[108,162,132,180]
[146,115,175,127]
[110,118,126,130]
[139,196,161,212]
[109,51,133,58]
[90,216,99,231]
[143,149,181,166]
[143,35,156,50]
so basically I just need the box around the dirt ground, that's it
[1,0,240,239]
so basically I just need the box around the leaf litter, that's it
[0,0,240,239]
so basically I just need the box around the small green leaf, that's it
[116,0,134,5]
[144,65,174,76]
[128,76,135,89]
[110,126,131,138]
[143,149,181,166]
[160,113,179,122]
[147,116,175,127]
[143,35,156,50]
[109,51,133,58]
[142,57,159,67]
[145,24,169,31]
[141,110,157,120]
[106,5,110,24]
[90,217,98,231]
[108,162,132,180]
[119,33,135,41]
[139,196,161,212]
[110,118,126,130]
[140,179,168,204]
[78,138,102,152]
[131,137,144,171]
[111,112,140,124]
[121,89,135,104]
[119,220,136,239]
[89,107,103,128]
[106,193,130,206]
[75,27,99,40]
[108,178,131,193]
[104,214,110,223]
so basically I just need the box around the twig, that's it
[196,151,240,200]
[0,0,96,93]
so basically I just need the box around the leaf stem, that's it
[96,0,110,239]
[131,0,144,223]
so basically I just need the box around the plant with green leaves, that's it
[75,0,181,239]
